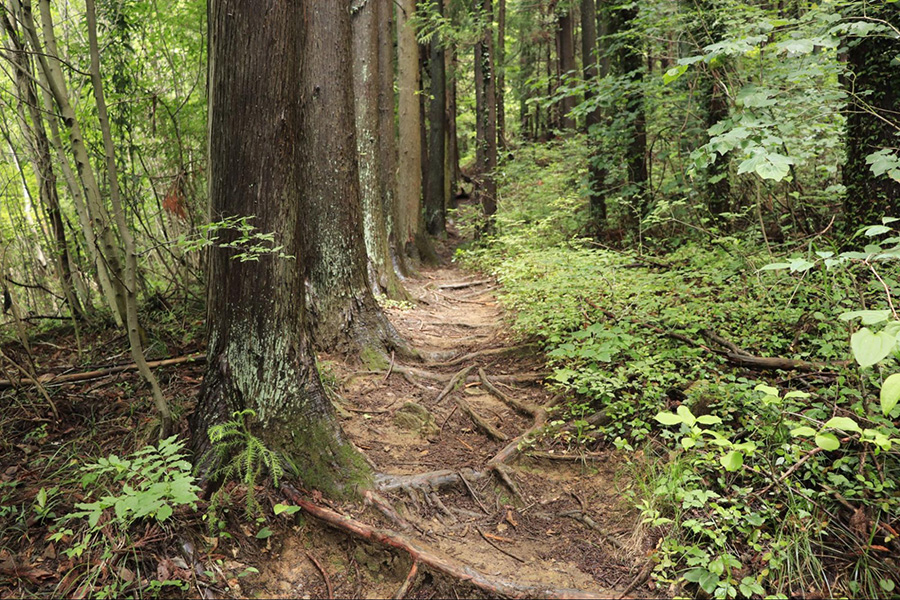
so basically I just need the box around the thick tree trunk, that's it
[425,0,447,236]
[474,0,498,223]
[376,0,409,277]
[556,9,576,129]
[842,1,900,229]
[351,0,407,300]
[194,0,370,494]
[299,0,408,360]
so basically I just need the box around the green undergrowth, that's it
[458,138,900,598]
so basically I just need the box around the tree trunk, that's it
[615,3,648,219]
[85,0,171,436]
[299,0,409,360]
[842,1,900,229]
[376,0,409,277]
[194,0,370,495]
[350,0,407,300]
[581,0,606,233]
[496,0,506,150]
[556,9,576,129]
[0,10,85,322]
[425,0,447,236]
[474,0,498,223]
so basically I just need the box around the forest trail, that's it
[250,255,646,599]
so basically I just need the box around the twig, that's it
[439,404,459,435]
[753,446,823,497]
[559,511,624,551]
[458,471,489,514]
[617,561,653,600]
[393,560,418,599]
[476,526,526,563]
[382,351,395,384]
[305,551,333,599]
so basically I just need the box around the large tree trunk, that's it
[496,0,506,150]
[351,0,407,300]
[474,0,498,223]
[425,0,447,237]
[556,8,576,129]
[842,1,900,229]
[581,0,607,233]
[299,0,408,360]
[194,0,370,494]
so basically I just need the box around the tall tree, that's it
[581,0,607,232]
[614,2,648,219]
[299,0,408,358]
[474,0,498,222]
[425,0,447,236]
[556,7,576,129]
[194,0,369,491]
[496,0,507,148]
[842,1,900,228]
[351,0,407,299]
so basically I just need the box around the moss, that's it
[359,344,389,370]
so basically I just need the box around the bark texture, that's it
[425,0,447,236]
[194,0,369,493]
[299,0,407,359]
[556,9,576,130]
[474,0,498,222]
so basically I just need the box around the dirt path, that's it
[251,260,645,598]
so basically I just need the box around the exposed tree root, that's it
[437,279,492,290]
[375,469,486,494]
[457,397,508,441]
[281,484,615,599]
[394,559,418,599]
[389,363,549,385]
[480,368,540,416]
[430,344,539,368]
[559,511,624,551]
[433,365,474,403]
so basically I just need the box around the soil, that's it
[0,235,650,599]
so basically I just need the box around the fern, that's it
[207,409,284,518]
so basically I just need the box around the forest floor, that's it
[0,233,650,599]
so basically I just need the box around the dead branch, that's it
[526,452,605,462]
[438,279,492,290]
[0,353,206,390]
[281,485,614,599]
[559,511,624,551]
[431,344,539,368]
[699,329,750,357]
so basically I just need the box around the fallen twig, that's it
[476,526,526,563]
[559,511,624,550]
[282,485,614,599]
[305,551,333,599]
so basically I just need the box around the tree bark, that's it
[842,1,900,229]
[351,0,407,300]
[614,3,648,219]
[425,0,447,236]
[496,0,506,149]
[556,8,576,129]
[299,0,409,360]
[474,0,498,223]
[194,0,370,495]
[581,0,607,233]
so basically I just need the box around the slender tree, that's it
[556,7,576,129]
[581,0,607,232]
[425,0,447,236]
[193,0,370,491]
[474,0,498,222]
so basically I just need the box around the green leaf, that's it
[157,504,173,522]
[790,426,817,437]
[274,504,302,516]
[696,415,723,425]
[681,437,697,450]
[815,432,840,451]
[677,405,696,427]
[663,64,689,85]
[839,310,892,325]
[754,384,779,396]
[760,262,790,271]
[654,411,683,426]
[721,451,744,472]
[865,225,892,237]
[256,527,273,539]
[850,327,899,368]
[880,373,900,416]
[823,417,861,433]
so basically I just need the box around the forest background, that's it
[0,0,899,598]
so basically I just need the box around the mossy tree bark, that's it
[193,0,370,494]
[842,1,900,229]
[351,0,409,301]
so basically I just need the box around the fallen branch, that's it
[0,353,206,390]
[281,485,614,599]
[306,551,333,599]
[438,279,492,290]
[559,511,624,551]
[457,398,508,441]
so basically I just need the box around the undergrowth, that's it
[458,136,900,598]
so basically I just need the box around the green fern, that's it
[207,409,283,518]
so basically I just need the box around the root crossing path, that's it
[256,262,646,599]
